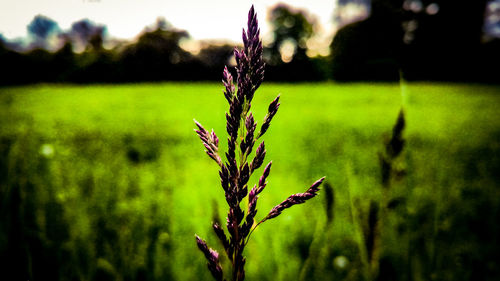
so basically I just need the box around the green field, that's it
[1,82,500,281]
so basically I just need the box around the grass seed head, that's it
[193,6,324,280]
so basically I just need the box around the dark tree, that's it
[266,3,317,64]
[119,21,192,81]
[330,0,495,81]
[330,0,404,81]
[196,44,234,80]
[0,34,6,53]
[27,15,60,49]
[400,0,489,81]
[69,19,107,51]
[265,4,325,81]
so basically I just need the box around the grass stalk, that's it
[193,6,324,280]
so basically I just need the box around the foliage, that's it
[266,3,316,64]
[68,19,107,51]
[27,15,60,49]
[2,1,500,84]
[330,0,496,82]
[264,3,326,81]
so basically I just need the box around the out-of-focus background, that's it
[1,0,499,83]
[1,1,499,281]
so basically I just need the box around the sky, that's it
[0,0,338,44]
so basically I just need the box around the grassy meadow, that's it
[1,82,500,281]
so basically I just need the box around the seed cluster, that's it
[194,6,325,281]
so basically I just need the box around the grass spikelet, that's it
[193,6,324,280]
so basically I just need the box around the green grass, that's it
[1,82,499,281]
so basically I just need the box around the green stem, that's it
[346,162,372,281]
[244,220,263,246]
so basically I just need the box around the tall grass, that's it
[0,82,499,280]
[193,7,323,280]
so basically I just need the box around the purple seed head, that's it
[251,142,266,172]
[263,177,325,222]
[194,120,221,166]
[212,222,230,255]
[258,95,280,139]
[257,161,272,194]
[195,235,224,281]
[223,66,235,104]
[234,5,265,105]
[194,6,324,281]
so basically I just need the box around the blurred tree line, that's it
[331,0,500,82]
[0,1,499,85]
